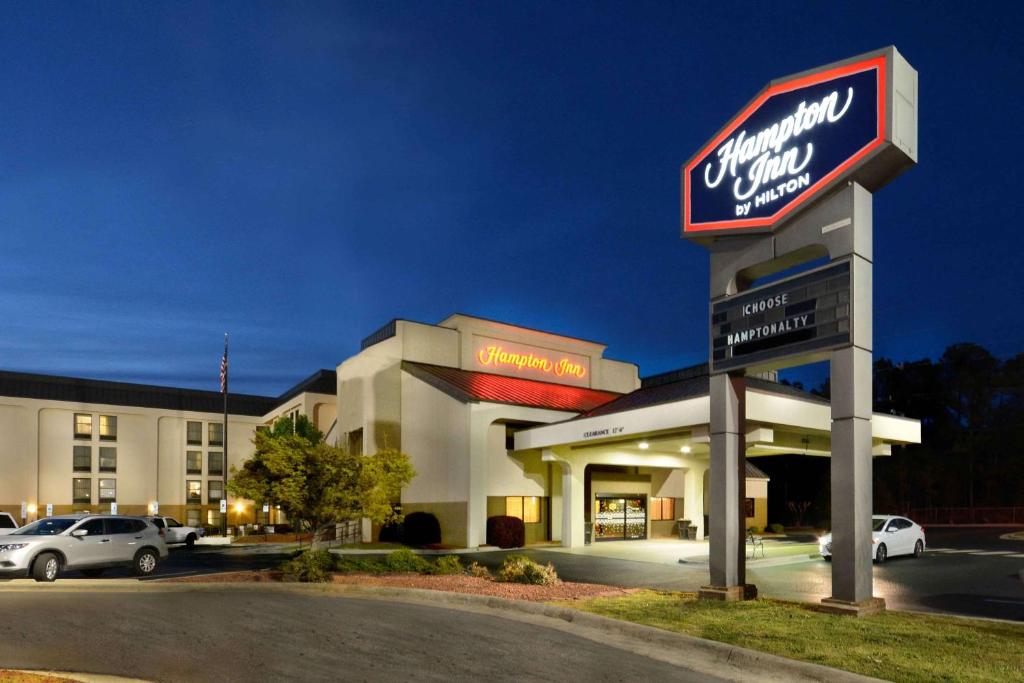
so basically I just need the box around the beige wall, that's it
[0,395,265,524]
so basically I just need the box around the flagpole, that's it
[222,332,229,538]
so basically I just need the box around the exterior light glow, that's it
[680,445,692,454]
[638,441,649,450]
[27,504,37,514]
[234,502,245,513]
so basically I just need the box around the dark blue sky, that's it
[2,2,1022,395]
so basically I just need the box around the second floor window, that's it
[73,446,92,472]
[187,480,202,503]
[74,413,92,439]
[208,480,224,503]
[99,415,117,441]
[99,447,117,473]
[73,478,91,504]
[186,451,202,475]
[208,422,224,447]
[187,421,202,445]
[208,451,224,476]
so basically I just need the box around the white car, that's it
[819,515,926,563]
[0,512,19,536]
[147,516,204,549]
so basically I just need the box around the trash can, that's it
[678,519,691,540]
[688,524,698,540]
[584,522,594,545]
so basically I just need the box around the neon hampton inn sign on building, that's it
[682,52,913,236]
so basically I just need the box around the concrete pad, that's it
[818,597,886,617]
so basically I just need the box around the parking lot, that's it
[6,527,1023,621]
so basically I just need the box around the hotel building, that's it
[0,313,920,546]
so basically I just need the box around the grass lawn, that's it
[557,590,1024,682]
[756,542,820,559]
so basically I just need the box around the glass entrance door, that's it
[594,495,647,541]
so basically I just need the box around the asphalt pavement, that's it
[0,589,725,682]
[27,527,1024,621]
[464,527,1024,621]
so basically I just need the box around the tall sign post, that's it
[682,47,917,614]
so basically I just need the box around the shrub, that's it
[768,523,785,534]
[747,526,761,534]
[281,549,335,583]
[334,555,386,573]
[403,512,441,546]
[486,515,525,549]
[495,554,559,586]
[378,521,403,544]
[467,561,491,579]
[427,555,463,575]
[383,548,431,573]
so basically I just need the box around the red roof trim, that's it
[402,362,621,413]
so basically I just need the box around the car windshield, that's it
[10,518,78,535]
[872,518,888,531]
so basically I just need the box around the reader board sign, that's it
[684,52,888,236]
[711,259,851,373]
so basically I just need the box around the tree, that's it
[227,415,415,545]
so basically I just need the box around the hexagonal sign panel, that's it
[683,50,901,238]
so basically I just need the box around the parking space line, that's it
[968,551,1016,556]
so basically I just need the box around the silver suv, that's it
[0,514,168,582]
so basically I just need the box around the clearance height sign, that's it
[683,53,887,236]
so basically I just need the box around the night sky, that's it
[2,2,1021,396]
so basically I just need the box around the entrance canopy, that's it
[514,369,920,457]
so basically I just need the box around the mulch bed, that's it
[163,570,636,602]
[0,671,72,682]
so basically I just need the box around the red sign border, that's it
[683,54,887,235]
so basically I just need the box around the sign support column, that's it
[701,372,751,600]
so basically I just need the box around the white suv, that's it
[0,512,18,536]
[0,514,168,581]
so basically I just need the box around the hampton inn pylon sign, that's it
[683,50,916,237]
[681,47,917,613]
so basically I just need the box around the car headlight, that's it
[0,544,28,552]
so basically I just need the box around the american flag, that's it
[220,335,228,394]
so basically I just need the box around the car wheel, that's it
[81,568,105,578]
[875,543,887,564]
[914,540,924,558]
[186,534,196,550]
[134,549,159,576]
[32,553,60,582]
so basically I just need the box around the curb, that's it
[5,671,149,683]
[319,584,883,683]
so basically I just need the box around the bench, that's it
[747,530,764,559]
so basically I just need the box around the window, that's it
[187,480,202,503]
[206,510,221,527]
[107,518,136,534]
[78,518,106,535]
[208,480,224,503]
[73,446,92,472]
[208,422,224,447]
[0,514,18,529]
[651,497,676,521]
[745,498,755,518]
[348,428,363,455]
[99,447,117,472]
[186,451,202,475]
[186,510,200,527]
[99,479,116,502]
[166,518,182,528]
[73,478,91,504]
[187,421,202,445]
[74,413,92,439]
[208,451,224,476]
[99,415,117,441]
[505,496,540,524]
